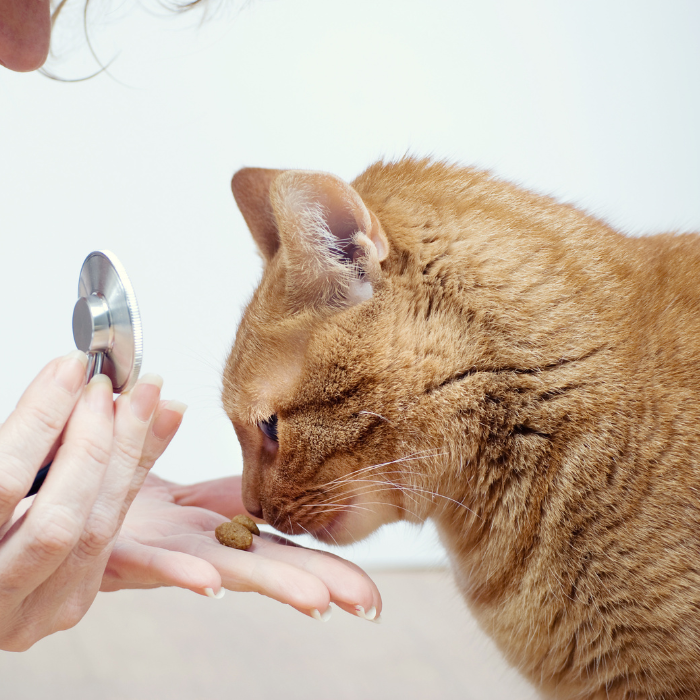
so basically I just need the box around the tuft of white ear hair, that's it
[231,167,388,311]
[273,169,388,310]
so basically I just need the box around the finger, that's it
[0,351,88,525]
[101,539,222,596]
[50,395,187,604]
[121,399,187,514]
[0,373,114,598]
[243,531,382,613]
[40,432,64,469]
[148,533,333,617]
[143,400,187,467]
[62,374,164,573]
[170,476,250,520]
[251,535,382,619]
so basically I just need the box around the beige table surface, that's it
[0,569,538,700]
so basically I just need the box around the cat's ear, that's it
[270,170,389,309]
[231,168,285,261]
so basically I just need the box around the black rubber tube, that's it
[25,463,51,498]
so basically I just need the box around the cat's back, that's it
[354,159,700,698]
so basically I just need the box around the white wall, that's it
[1,0,699,568]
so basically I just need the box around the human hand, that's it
[0,0,52,72]
[0,352,185,651]
[105,473,382,622]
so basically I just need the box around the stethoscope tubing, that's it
[26,464,51,498]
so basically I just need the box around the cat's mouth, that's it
[265,497,355,545]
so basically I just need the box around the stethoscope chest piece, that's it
[71,250,142,393]
[26,250,142,499]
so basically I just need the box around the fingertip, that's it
[128,374,163,423]
[151,400,188,442]
[54,350,89,395]
[308,605,333,622]
[203,587,226,599]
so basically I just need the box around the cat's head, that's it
[224,166,409,545]
[222,162,542,545]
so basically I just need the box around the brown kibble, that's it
[231,514,260,536]
[215,521,253,550]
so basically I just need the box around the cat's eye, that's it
[258,414,278,442]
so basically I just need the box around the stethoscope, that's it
[25,251,142,498]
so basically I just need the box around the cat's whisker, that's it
[317,472,432,497]
[315,449,445,487]
[319,463,442,487]
[357,410,393,424]
[316,458,449,495]
[313,476,482,521]
[296,488,423,519]
[297,495,427,522]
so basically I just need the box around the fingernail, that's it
[310,606,332,622]
[129,373,163,422]
[204,587,225,599]
[86,374,113,414]
[152,400,188,441]
[372,614,382,624]
[354,605,377,621]
[55,350,88,394]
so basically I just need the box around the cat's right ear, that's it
[231,168,285,262]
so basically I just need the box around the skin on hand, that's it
[0,0,51,71]
[106,474,383,622]
[0,352,185,651]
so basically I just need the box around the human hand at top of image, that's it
[0,0,52,71]
[0,352,185,651]
[104,474,382,623]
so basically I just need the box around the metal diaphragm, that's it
[71,250,143,393]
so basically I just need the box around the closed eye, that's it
[258,414,278,442]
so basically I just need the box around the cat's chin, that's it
[307,499,396,547]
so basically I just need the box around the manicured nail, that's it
[55,350,89,394]
[310,606,332,622]
[372,614,382,624]
[129,373,163,422]
[204,587,225,599]
[354,605,377,621]
[86,374,113,414]
[152,400,188,441]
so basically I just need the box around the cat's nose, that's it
[245,502,264,520]
[242,481,264,519]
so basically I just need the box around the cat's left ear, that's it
[231,167,285,261]
[270,170,389,309]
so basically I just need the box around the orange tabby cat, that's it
[223,158,700,699]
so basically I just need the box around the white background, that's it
[1,0,698,568]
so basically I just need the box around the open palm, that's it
[103,473,381,621]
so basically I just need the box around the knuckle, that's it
[0,629,38,652]
[115,433,145,467]
[0,468,29,511]
[22,401,67,436]
[72,434,112,467]
[56,602,88,632]
[75,513,116,560]
[26,506,81,560]
[0,614,45,652]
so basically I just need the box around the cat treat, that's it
[231,514,260,536]
[215,516,259,550]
